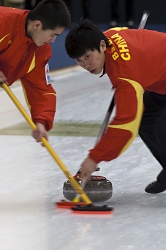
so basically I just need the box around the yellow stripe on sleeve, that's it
[27,52,35,73]
[0,33,10,43]
[43,93,56,96]
[21,82,31,111]
[108,78,144,155]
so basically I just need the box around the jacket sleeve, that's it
[20,59,56,131]
[89,77,144,163]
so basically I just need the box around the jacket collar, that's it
[19,11,35,44]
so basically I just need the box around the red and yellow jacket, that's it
[0,7,56,130]
[89,28,166,163]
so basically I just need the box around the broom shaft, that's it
[1,82,92,205]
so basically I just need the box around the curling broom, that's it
[1,82,113,214]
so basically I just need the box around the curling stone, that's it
[63,174,113,203]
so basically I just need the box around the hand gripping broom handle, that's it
[1,82,92,205]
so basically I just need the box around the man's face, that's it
[29,21,65,46]
[75,41,106,75]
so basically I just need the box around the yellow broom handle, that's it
[1,82,92,205]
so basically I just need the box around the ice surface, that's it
[0,135,165,250]
[0,68,166,250]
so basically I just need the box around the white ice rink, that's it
[0,67,166,250]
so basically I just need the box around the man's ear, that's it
[100,40,106,51]
[34,20,42,29]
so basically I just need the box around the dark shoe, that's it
[145,180,166,193]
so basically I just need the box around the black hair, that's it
[27,0,71,30]
[65,19,110,59]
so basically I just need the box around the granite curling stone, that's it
[63,173,113,203]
